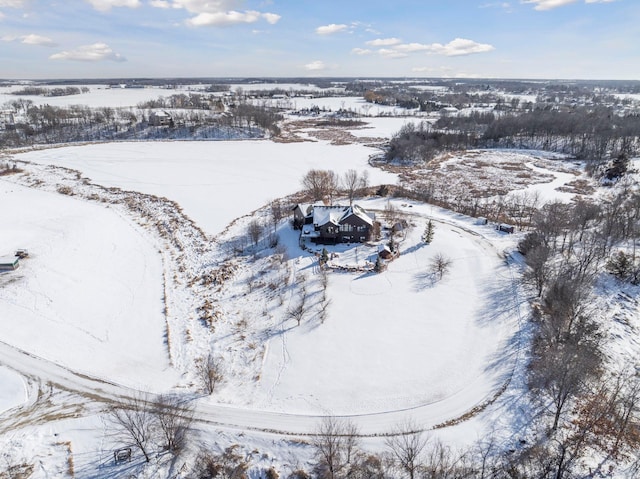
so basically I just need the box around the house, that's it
[293,204,375,244]
[0,255,19,271]
[149,110,173,127]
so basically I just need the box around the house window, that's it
[356,225,366,232]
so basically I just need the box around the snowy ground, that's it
[249,199,520,416]
[0,182,177,390]
[16,140,396,235]
[0,367,27,413]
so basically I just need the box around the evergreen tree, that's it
[422,219,435,244]
[320,248,329,266]
[374,255,384,273]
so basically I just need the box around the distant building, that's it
[0,255,19,271]
[439,106,459,117]
[293,204,375,244]
[149,110,173,127]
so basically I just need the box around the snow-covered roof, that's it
[312,205,346,226]
[307,204,374,227]
[0,255,19,265]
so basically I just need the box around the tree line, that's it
[0,100,282,148]
[384,107,640,176]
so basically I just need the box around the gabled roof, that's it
[297,204,374,227]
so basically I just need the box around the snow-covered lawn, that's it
[208,197,522,422]
[0,181,177,390]
[0,367,27,413]
[17,140,397,235]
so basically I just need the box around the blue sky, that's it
[0,0,637,80]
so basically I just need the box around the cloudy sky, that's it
[0,0,637,80]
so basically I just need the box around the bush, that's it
[606,251,640,284]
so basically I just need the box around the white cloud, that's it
[378,48,408,59]
[371,38,494,58]
[0,1,28,7]
[162,1,280,27]
[425,38,495,56]
[84,0,140,11]
[304,60,326,71]
[187,10,279,26]
[366,37,401,46]
[0,11,4,20]
[480,2,511,8]
[351,48,372,55]
[21,34,57,46]
[262,12,280,24]
[395,42,432,53]
[170,0,242,13]
[522,0,577,10]
[315,23,348,35]
[50,42,126,62]
[2,33,57,46]
[585,0,615,3]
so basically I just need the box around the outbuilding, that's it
[0,255,19,271]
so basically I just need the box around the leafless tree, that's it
[302,169,339,203]
[523,244,552,297]
[287,284,308,326]
[247,219,263,247]
[342,169,368,206]
[529,333,602,431]
[197,352,224,395]
[429,253,453,280]
[312,417,360,479]
[153,394,194,453]
[107,393,155,462]
[269,199,285,232]
[385,422,428,479]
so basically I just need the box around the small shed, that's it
[0,255,19,271]
[497,223,515,234]
[378,244,393,259]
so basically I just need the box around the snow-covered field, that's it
[0,182,177,390]
[248,198,520,416]
[0,367,26,413]
[17,140,396,235]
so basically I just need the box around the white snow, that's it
[0,181,178,390]
[0,366,27,413]
[253,199,519,416]
[17,140,397,235]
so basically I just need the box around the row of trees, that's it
[0,101,282,148]
[301,169,369,205]
[385,107,640,176]
[514,187,640,476]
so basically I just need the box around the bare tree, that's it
[313,417,360,479]
[385,422,428,479]
[153,394,194,453]
[523,244,552,297]
[107,393,155,462]
[247,219,263,247]
[342,169,368,206]
[197,352,224,395]
[429,253,452,280]
[287,284,307,326]
[269,199,285,233]
[302,169,339,203]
